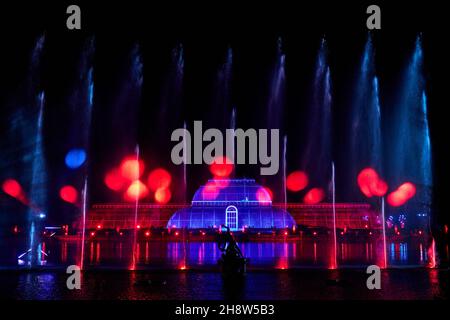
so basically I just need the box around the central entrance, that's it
[225,205,238,231]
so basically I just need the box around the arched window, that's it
[225,205,238,231]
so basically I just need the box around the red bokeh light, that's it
[104,168,127,191]
[154,187,171,204]
[59,185,78,204]
[256,187,272,203]
[147,168,172,191]
[2,179,23,199]
[201,181,220,200]
[120,157,145,181]
[398,182,416,199]
[213,179,230,189]
[209,156,233,177]
[286,171,309,192]
[303,188,325,204]
[357,168,378,197]
[357,168,388,197]
[124,180,149,201]
[387,182,416,207]
[370,178,388,197]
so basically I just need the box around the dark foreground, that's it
[0,268,448,300]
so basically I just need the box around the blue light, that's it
[39,213,46,219]
[65,149,87,169]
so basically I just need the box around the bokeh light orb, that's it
[398,182,416,199]
[209,156,233,177]
[104,168,127,191]
[155,187,171,204]
[59,185,78,204]
[303,188,325,204]
[370,178,388,197]
[202,181,220,200]
[124,180,149,201]
[286,171,309,192]
[120,157,145,181]
[148,168,172,191]
[387,182,416,207]
[256,187,272,204]
[357,168,378,198]
[65,149,87,169]
[387,190,408,207]
[2,179,22,199]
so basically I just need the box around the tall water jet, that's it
[27,91,47,267]
[381,196,387,268]
[228,107,236,177]
[388,35,432,225]
[282,135,287,210]
[267,38,286,200]
[302,38,332,190]
[80,177,88,270]
[330,162,337,269]
[347,34,382,199]
[65,38,95,267]
[267,38,286,130]
[105,44,143,159]
[211,47,233,129]
[183,121,188,203]
[130,144,140,271]
[155,44,184,201]
[159,44,184,125]
[0,34,46,265]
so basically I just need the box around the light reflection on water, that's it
[1,237,430,269]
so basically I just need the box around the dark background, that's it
[0,1,448,229]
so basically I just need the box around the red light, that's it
[175,231,179,236]
[120,157,145,181]
[303,188,325,204]
[418,230,423,235]
[2,179,23,199]
[90,232,95,237]
[147,168,172,191]
[119,232,123,236]
[370,178,388,197]
[364,224,369,229]
[397,231,400,235]
[124,180,149,201]
[444,225,448,234]
[97,225,102,230]
[340,231,344,235]
[209,156,233,177]
[154,187,171,204]
[284,231,288,236]
[312,231,317,236]
[387,190,407,207]
[213,179,230,189]
[256,187,272,203]
[398,182,416,199]
[201,181,220,200]
[13,225,18,234]
[201,231,206,236]
[369,232,372,235]
[104,168,127,191]
[145,231,150,237]
[286,171,309,192]
[136,225,141,229]
[357,168,388,198]
[59,185,78,204]
[387,182,416,207]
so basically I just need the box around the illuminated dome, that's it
[167,179,295,230]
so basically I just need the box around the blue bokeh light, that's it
[65,149,87,169]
